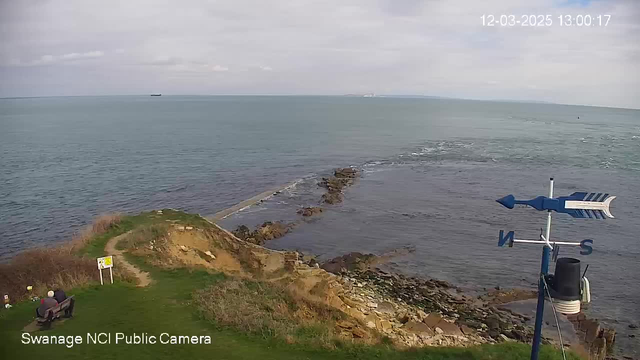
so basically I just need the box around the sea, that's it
[1,96,638,355]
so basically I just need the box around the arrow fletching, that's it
[565,192,616,219]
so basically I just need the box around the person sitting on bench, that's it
[53,288,74,318]
[36,291,57,318]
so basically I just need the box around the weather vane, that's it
[496,178,616,360]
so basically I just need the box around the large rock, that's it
[321,252,377,274]
[232,221,293,245]
[435,320,464,336]
[459,324,475,336]
[378,319,393,332]
[377,301,395,314]
[423,313,443,328]
[321,192,343,205]
[583,319,601,343]
[365,314,377,329]
[589,337,607,360]
[602,328,616,349]
[297,207,323,217]
[485,314,502,330]
[318,168,359,205]
[351,327,368,338]
[482,288,537,305]
[346,307,366,322]
[334,167,358,179]
[403,321,435,336]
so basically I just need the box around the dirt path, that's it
[105,231,151,287]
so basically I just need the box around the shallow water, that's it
[1,96,639,354]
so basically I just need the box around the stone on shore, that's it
[232,221,293,245]
[321,252,377,274]
[403,321,435,336]
[297,207,324,217]
[318,167,359,205]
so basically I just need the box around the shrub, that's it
[66,213,123,252]
[0,213,128,303]
[0,247,97,303]
[193,278,346,346]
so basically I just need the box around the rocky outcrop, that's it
[232,221,294,245]
[337,268,534,346]
[481,288,538,305]
[297,207,324,217]
[319,167,359,205]
[566,312,618,360]
[321,252,378,274]
[320,248,416,275]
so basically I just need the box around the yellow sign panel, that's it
[97,256,114,270]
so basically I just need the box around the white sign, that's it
[97,256,114,285]
[97,256,113,270]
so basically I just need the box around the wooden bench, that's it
[37,296,75,329]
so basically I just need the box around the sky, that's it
[0,0,638,108]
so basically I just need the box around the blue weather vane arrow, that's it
[496,192,616,219]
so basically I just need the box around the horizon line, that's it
[1,94,638,111]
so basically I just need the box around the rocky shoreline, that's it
[231,167,360,243]
[311,250,627,359]
[313,252,536,347]
[222,168,629,358]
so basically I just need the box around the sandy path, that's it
[104,231,151,287]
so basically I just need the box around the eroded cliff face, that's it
[124,218,543,348]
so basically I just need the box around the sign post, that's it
[496,178,615,360]
[97,256,114,285]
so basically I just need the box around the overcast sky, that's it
[0,0,638,108]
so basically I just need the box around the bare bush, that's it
[91,213,123,234]
[0,247,97,303]
[194,278,344,345]
[65,213,122,252]
[0,213,128,303]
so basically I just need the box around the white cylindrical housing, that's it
[553,299,581,314]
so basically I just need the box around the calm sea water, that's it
[1,96,639,354]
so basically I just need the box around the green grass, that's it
[0,264,579,360]
[0,210,580,359]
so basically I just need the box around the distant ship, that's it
[150,94,162,97]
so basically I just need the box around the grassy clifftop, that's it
[0,210,578,360]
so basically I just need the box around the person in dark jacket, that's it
[36,291,57,318]
[53,289,66,303]
[53,288,74,318]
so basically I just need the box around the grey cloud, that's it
[4,50,105,67]
[0,0,638,108]
[142,57,229,72]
